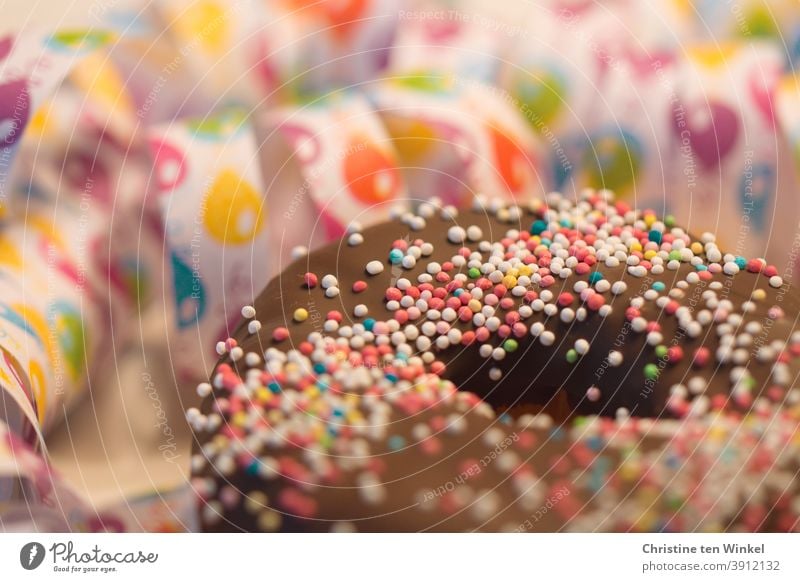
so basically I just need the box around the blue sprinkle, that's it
[332,408,345,417]
[388,435,405,450]
[389,249,404,264]
[586,436,604,451]
[648,230,662,244]
[695,264,707,271]
[454,288,464,296]
[588,272,604,284]
[652,281,666,291]
[541,238,552,247]
[317,381,329,392]
[267,382,281,394]
[246,460,261,476]
[313,363,326,374]
[364,318,376,331]
[386,373,398,383]
[735,256,747,269]
[530,220,547,235]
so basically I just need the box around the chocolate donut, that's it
[188,190,800,532]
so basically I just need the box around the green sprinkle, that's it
[644,363,660,380]
[655,345,668,359]
[669,250,681,261]
[566,349,578,364]
[468,267,481,279]
[665,215,676,227]
[503,339,519,352]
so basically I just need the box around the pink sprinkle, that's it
[272,327,289,342]
[484,294,499,306]
[574,262,590,275]
[693,347,710,367]
[558,292,574,307]
[541,275,556,287]
[385,287,402,301]
[392,239,408,251]
[746,259,763,273]
[303,272,318,288]
[667,346,683,363]
[326,311,343,322]
[498,325,511,338]
[499,297,514,310]
[764,265,778,277]
[512,322,527,337]
[587,294,605,311]
[475,327,490,342]
[353,280,368,293]
[458,307,473,322]
[505,311,521,325]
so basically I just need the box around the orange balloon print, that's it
[489,126,535,194]
[203,170,265,244]
[344,142,401,206]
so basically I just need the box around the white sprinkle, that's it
[354,304,368,317]
[574,339,590,355]
[467,225,483,241]
[366,261,384,275]
[348,233,364,246]
[241,305,256,318]
[608,351,623,367]
[321,274,338,288]
[769,275,783,288]
[540,331,555,346]
[247,320,262,334]
[290,245,308,260]
[447,226,466,244]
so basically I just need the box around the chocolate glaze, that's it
[192,195,800,532]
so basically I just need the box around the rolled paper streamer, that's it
[262,93,406,241]
[149,109,269,379]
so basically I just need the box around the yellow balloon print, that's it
[0,236,22,269]
[203,169,265,244]
[171,1,229,54]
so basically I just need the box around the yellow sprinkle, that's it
[690,242,703,254]
[232,411,247,427]
[245,491,269,514]
[468,299,482,312]
[256,388,272,403]
[502,275,517,288]
[751,289,767,301]
[630,241,643,252]
[643,250,656,260]
[644,214,656,227]
[518,266,532,277]
[508,268,519,278]
[257,510,282,532]
[293,308,309,322]
[305,386,320,399]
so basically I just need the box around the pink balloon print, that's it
[280,123,321,165]
[148,138,188,192]
[673,100,739,169]
[748,65,780,129]
[0,35,13,60]
[64,152,111,205]
[0,79,30,147]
